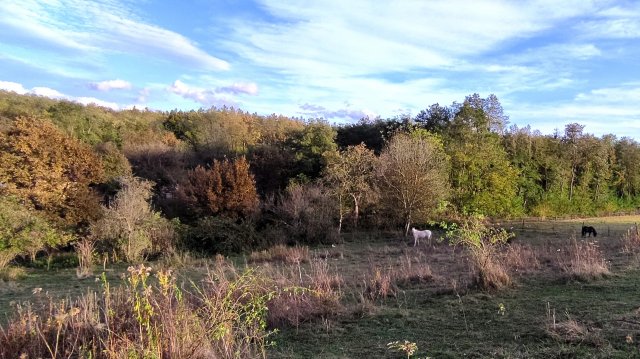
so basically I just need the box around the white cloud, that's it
[89,79,132,91]
[298,103,375,121]
[0,80,121,109]
[31,86,65,98]
[75,96,120,109]
[219,82,259,96]
[0,0,229,72]
[0,80,28,94]
[167,80,235,107]
[512,83,640,138]
[577,4,640,39]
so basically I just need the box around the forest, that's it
[1,90,639,265]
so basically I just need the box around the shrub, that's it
[182,216,259,254]
[445,216,514,291]
[176,157,259,220]
[268,183,338,245]
[0,195,72,267]
[90,176,177,262]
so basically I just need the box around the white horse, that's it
[411,227,432,247]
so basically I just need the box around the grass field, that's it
[2,217,640,358]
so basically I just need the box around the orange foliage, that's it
[0,117,104,227]
[177,157,259,219]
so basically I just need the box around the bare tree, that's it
[377,131,450,235]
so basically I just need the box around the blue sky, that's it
[1,0,640,138]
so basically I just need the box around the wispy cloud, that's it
[167,80,235,107]
[0,0,229,74]
[298,102,375,121]
[218,82,259,96]
[512,82,640,137]
[89,79,132,91]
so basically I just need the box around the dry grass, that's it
[545,304,604,347]
[249,244,310,265]
[622,225,640,254]
[0,264,275,358]
[502,243,541,274]
[262,258,343,328]
[364,267,396,300]
[74,239,94,279]
[0,257,344,358]
[469,247,511,291]
[0,266,27,281]
[394,253,434,286]
[560,237,610,281]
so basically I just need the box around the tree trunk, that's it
[351,193,359,228]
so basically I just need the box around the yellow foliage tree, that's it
[0,117,104,227]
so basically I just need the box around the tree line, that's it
[0,90,638,264]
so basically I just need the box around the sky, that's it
[1,0,640,138]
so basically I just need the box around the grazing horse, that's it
[581,226,597,237]
[411,227,432,247]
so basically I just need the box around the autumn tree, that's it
[177,157,259,220]
[377,131,450,235]
[323,143,377,232]
[0,117,104,228]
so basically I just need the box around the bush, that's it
[268,183,339,245]
[182,217,259,254]
[0,195,72,267]
[90,176,177,262]
[445,216,514,291]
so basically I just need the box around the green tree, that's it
[377,131,450,235]
[446,96,520,217]
[323,143,377,232]
[0,195,72,265]
[287,120,338,181]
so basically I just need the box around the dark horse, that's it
[582,226,597,237]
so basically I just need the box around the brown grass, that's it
[502,243,541,274]
[560,237,610,281]
[263,258,343,328]
[622,225,640,254]
[469,247,511,291]
[248,244,310,265]
[0,257,344,358]
[0,266,27,281]
[364,267,396,300]
[545,304,604,346]
[74,239,94,279]
[394,253,434,286]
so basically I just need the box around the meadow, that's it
[2,216,640,358]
